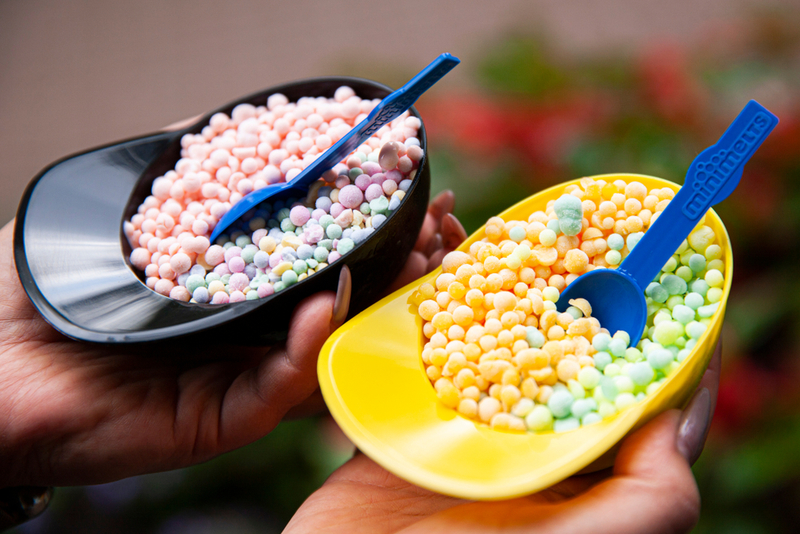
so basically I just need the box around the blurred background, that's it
[3,0,800,532]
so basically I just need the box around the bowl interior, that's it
[318,173,731,500]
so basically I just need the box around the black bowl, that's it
[14,77,430,344]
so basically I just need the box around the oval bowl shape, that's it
[14,77,430,344]
[318,173,731,500]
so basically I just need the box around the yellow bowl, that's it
[318,173,731,500]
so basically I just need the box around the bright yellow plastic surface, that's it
[318,174,732,500]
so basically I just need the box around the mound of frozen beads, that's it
[124,86,423,303]
[410,176,725,433]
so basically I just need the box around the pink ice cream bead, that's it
[170,252,192,274]
[257,284,274,298]
[290,205,311,226]
[370,173,386,185]
[334,175,351,189]
[311,208,326,220]
[328,251,341,263]
[214,263,231,276]
[269,253,282,269]
[338,185,364,209]
[169,286,192,302]
[361,161,382,176]
[211,291,230,304]
[354,174,371,191]
[154,279,175,296]
[224,246,242,262]
[229,291,246,303]
[335,209,354,228]
[229,273,250,292]
[130,248,151,270]
[382,180,397,195]
[330,202,345,218]
[365,183,384,202]
[228,256,246,273]
[305,225,324,243]
[386,169,403,183]
[204,245,225,266]
[251,229,268,245]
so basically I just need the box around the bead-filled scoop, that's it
[557,101,778,345]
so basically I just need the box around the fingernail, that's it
[425,233,443,256]
[676,387,712,464]
[442,213,467,249]
[431,190,455,219]
[331,266,352,330]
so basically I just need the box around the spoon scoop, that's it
[557,100,778,345]
[210,52,460,241]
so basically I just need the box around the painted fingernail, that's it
[442,213,468,249]
[331,265,352,330]
[676,387,712,464]
[425,233,443,256]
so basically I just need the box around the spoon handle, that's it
[210,53,460,241]
[618,100,778,290]
[289,52,460,191]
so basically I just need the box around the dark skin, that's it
[0,190,466,488]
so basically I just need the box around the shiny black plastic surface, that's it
[15,78,430,344]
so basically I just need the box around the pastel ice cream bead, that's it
[330,203,345,218]
[290,206,311,226]
[328,251,342,263]
[338,185,364,209]
[364,183,383,202]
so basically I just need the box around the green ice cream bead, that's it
[691,279,709,297]
[607,233,624,251]
[592,333,612,351]
[675,266,694,282]
[598,401,617,418]
[647,348,674,370]
[578,366,602,389]
[525,405,553,431]
[547,390,575,419]
[708,259,725,272]
[653,320,684,346]
[625,347,642,362]
[707,287,723,303]
[672,304,696,325]
[645,282,669,303]
[629,361,655,386]
[665,295,684,311]
[688,253,707,273]
[662,256,678,273]
[554,417,581,433]
[705,269,724,287]
[661,274,688,295]
[605,250,622,266]
[526,327,545,348]
[705,244,723,261]
[697,302,720,318]
[582,412,602,425]
[593,351,612,370]
[509,226,526,243]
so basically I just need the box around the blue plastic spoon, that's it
[210,52,460,242]
[557,100,778,345]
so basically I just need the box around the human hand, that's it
[0,188,466,488]
[285,343,721,534]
